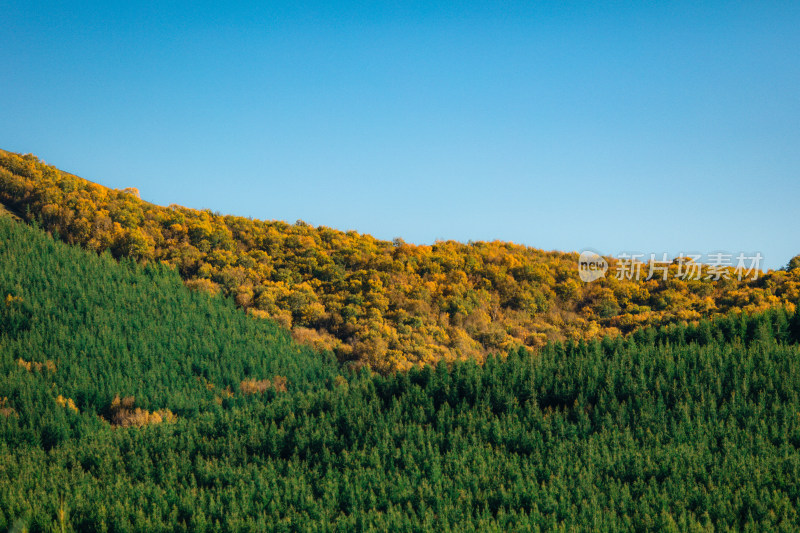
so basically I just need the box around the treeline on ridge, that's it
[4,215,800,530]
[1,150,798,371]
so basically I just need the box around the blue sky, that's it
[2,1,798,269]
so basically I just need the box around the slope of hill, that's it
[0,199,20,220]
[3,211,800,530]
[0,215,340,444]
[1,149,798,371]
[1,216,800,530]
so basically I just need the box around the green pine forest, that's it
[3,211,800,531]
[3,150,799,373]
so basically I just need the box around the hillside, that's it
[0,215,340,439]
[3,215,800,529]
[1,150,798,371]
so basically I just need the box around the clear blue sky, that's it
[2,1,798,269]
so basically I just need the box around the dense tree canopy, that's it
[1,149,798,373]
[3,216,800,530]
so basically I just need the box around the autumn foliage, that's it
[0,397,14,418]
[55,394,78,413]
[108,395,176,428]
[17,357,56,373]
[3,208,800,530]
[1,150,799,371]
[239,375,288,395]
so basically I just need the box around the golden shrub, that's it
[108,395,175,427]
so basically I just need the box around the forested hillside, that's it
[0,216,340,444]
[2,150,798,371]
[3,216,800,530]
